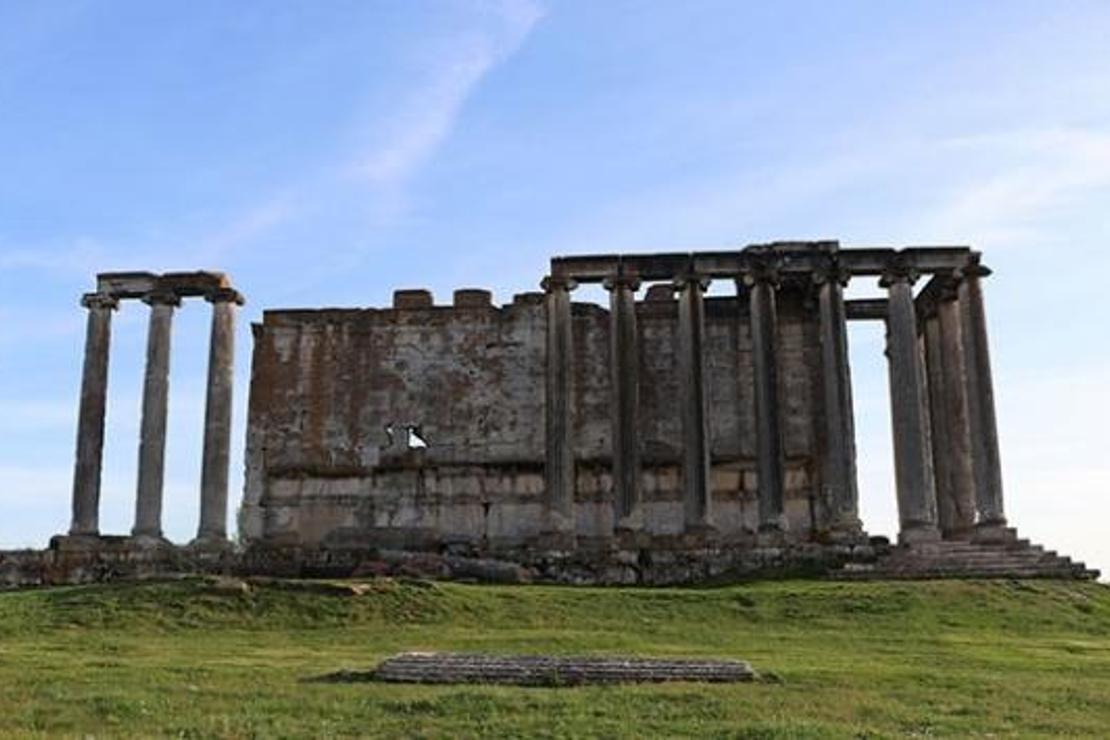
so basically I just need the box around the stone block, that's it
[453,289,492,308]
[392,289,433,309]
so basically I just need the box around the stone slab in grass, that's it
[318,652,759,686]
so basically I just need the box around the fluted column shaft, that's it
[958,262,1006,528]
[70,293,119,536]
[746,271,786,532]
[923,312,959,535]
[542,276,576,535]
[815,268,860,534]
[937,292,977,536]
[882,269,940,543]
[604,275,642,528]
[133,291,179,538]
[196,289,242,542]
[677,273,711,529]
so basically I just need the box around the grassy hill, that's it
[0,577,1108,737]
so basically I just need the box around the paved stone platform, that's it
[365,652,758,686]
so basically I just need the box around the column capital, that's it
[936,271,962,302]
[740,261,780,288]
[81,292,119,311]
[142,289,182,307]
[955,255,992,280]
[811,261,851,287]
[879,261,919,288]
[602,274,642,292]
[673,272,711,291]
[540,275,578,293]
[206,287,245,306]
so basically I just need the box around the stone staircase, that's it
[833,535,1100,580]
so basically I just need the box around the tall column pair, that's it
[921,263,1006,541]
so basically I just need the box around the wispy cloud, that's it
[187,194,301,266]
[921,127,1110,244]
[0,238,111,276]
[352,0,544,192]
[166,0,543,265]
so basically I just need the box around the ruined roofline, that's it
[95,270,243,302]
[256,288,546,323]
[550,243,977,282]
[256,244,988,319]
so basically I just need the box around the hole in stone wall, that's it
[407,426,429,449]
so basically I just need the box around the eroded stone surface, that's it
[20,242,1092,589]
[368,653,758,685]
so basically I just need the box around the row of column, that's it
[541,261,861,539]
[69,287,242,545]
[882,262,1006,543]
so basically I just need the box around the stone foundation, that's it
[365,653,758,685]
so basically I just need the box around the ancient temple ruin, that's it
[238,241,1012,553]
[2,241,1095,587]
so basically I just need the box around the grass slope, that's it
[0,577,1108,738]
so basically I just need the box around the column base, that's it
[940,525,977,542]
[50,533,107,552]
[758,514,788,533]
[756,526,788,548]
[679,523,719,546]
[188,534,233,552]
[537,507,577,553]
[824,523,867,546]
[972,521,1015,544]
[898,525,941,545]
[127,533,173,550]
[615,507,643,533]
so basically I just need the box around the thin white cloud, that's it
[188,194,300,266]
[152,0,544,265]
[353,0,544,191]
[0,238,111,276]
[921,127,1110,245]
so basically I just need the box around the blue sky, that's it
[1,1,1107,575]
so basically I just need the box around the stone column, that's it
[881,266,940,543]
[542,275,576,538]
[195,288,243,544]
[958,259,1007,534]
[604,274,642,529]
[676,272,712,530]
[69,292,119,536]
[814,265,861,537]
[132,290,180,540]
[938,288,977,537]
[923,310,958,536]
[745,267,786,533]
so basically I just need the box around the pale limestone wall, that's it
[240,286,828,548]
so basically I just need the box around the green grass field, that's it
[0,577,1108,738]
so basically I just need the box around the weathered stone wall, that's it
[239,285,828,550]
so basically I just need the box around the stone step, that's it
[840,573,1075,581]
[881,554,1061,567]
[835,531,1096,581]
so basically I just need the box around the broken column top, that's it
[96,271,239,301]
